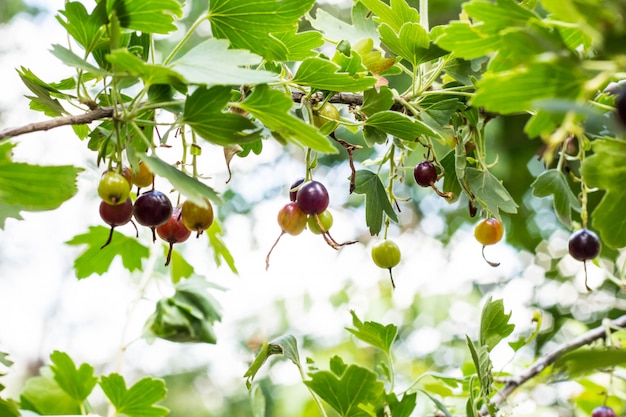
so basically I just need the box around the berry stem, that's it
[482,245,500,268]
[265,231,286,271]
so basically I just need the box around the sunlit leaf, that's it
[345,310,397,355]
[100,374,168,417]
[56,1,106,54]
[360,86,394,117]
[51,44,107,76]
[206,219,238,274]
[479,297,515,351]
[106,49,186,86]
[465,167,518,217]
[20,372,81,415]
[359,0,419,33]
[531,169,580,228]
[49,351,97,402]
[364,111,439,140]
[292,57,377,92]
[65,226,150,279]
[244,335,301,389]
[554,348,626,377]
[353,170,398,236]
[111,0,182,34]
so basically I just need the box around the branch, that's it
[0,107,114,141]
[482,314,626,414]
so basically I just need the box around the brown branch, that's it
[480,314,626,415]
[0,107,114,140]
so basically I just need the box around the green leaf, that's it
[305,364,384,417]
[554,348,626,377]
[208,0,315,61]
[17,67,67,117]
[360,86,395,117]
[509,310,542,352]
[179,85,262,147]
[471,61,586,114]
[50,44,108,76]
[379,22,445,67]
[100,374,168,417]
[466,336,494,398]
[435,21,500,60]
[417,391,452,417]
[465,167,518,217]
[479,297,515,351]
[531,169,580,228]
[359,0,420,33]
[144,276,222,344]
[111,0,182,34]
[106,49,186,86]
[0,142,83,228]
[352,170,398,236]
[140,155,223,207]
[307,8,376,45]
[56,1,106,54]
[329,355,348,377]
[49,351,97,403]
[171,39,277,86]
[244,335,301,389]
[169,248,194,284]
[345,310,397,355]
[385,392,417,417]
[364,111,439,141]
[206,219,238,274]
[292,57,377,93]
[20,372,81,415]
[0,398,19,417]
[269,29,324,62]
[440,150,462,203]
[236,84,337,154]
[65,226,150,279]
[581,138,626,248]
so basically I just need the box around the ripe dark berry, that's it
[134,190,173,242]
[99,198,134,249]
[296,180,329,215]
[568,229,601,261]
[592,406,616,417]
[157,208,192,266]
[98,171,131,205]
[413,161,438,187]
[289,178,305,202]
[181,199,214,238]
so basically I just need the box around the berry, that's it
[371,240,402,288]
[181,199,214,237]
[99,198,134,249]
[277,202,307,236]
[592,406,617,417]
[474,218,504,246]
[157,208,192,266]
[133,190,173,242]
[296,180,329,215]
[568,229,601,261]
[289,178,305,202]
[121,166,133,185]
[313,102,340,133]
[413,161,438,187]
[98,171,131,205]
[133,161,154,189]
[307,210,333,235]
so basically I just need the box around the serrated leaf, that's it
[20,373,81,415]
[531,169,580,228]
[49,351,97,403]
[0,398,19,417]
[100,374,168,417]
[305,364,384,417]
[359,0,420,33]
[465,167,518,217]
[50,44,107,76]
[345,310,397,355]
[140,155,223,207]
[106,49,185,86]
[208,0,315,61]
[418,391,452,417]
[360,86,394,117]
[179,85,262,147]
[206,219,238,274]
[17,67,68,117]
[244,335,301,389]
[435,21,500,60]
[379,22,446,66]
[56,1,106,54]
[353,170,398,236]
[509,310,542,352]
[329,355,348,377]
[171,39,277,86]
[581,138,626,248]
[0,142,83,228]
[471,62,586,114]
[270,29,324,62]
[111,0,182,34]
[479,297,515,351]
[440,150,462,203]
[307,8,376,45]
[236,84,337,154]
[169,248,194,284]
[65,226,150,279]
[364,111,439,140]
[466,336,494,398]
[292,57,377,93]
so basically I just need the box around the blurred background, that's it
[0,1,624,416]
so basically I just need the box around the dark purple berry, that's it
[568,229,601,261]
[616,89,626,128]
[134,190,173,242]
[99,198,134,249]
[296,180,329,215]
[289,178,305,202]
[414,161,437,187]
[592,406,616,417]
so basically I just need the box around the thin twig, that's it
[480,314,626,415]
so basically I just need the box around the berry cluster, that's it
[265,178,356,269]
[97,164,214,266]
